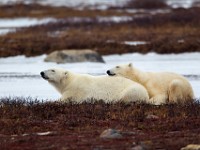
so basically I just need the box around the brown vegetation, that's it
[0,97,199,149]
[0,4,200,57]
[1,6,200,57]
[125,0,169,9]
[0,3,131,18]
[0,3,200,149]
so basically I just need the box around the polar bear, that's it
[107,63,194,105]
[40,68,149,103]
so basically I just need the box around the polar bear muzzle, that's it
[106,70,116,76]
[40,71,49,80]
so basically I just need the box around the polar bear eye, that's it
[116,66,120,69]
[51,70,55,72]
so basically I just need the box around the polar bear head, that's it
[40,68,68,82]
[40,68,69,93]
[107,63,139,81]
[107,63,133,76]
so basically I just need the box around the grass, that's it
[0,3,200,149]
[0,97,200,149]
[0,97,199,134]
[0,3,132,18]
[124,0,169,9]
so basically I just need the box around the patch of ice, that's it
[36,131,55,136]
[0,0,127,9]
[0,28,16,36]
[0,18,56,28]
[0,0,198,9]
[125,9,171,15]
[98,16,133,23]
[167,0,196,8]
[59,16,133,24]
[123,41,147,46]
[0,18,56,35]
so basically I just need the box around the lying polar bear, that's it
[40,68,149,103]
[107,63,194,105]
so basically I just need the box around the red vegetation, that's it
[125,0,169,9]
[0,97,200,149]
[1,6,200,57]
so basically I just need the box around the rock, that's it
[181,144,200,150]
[131,145,144,150]
[140,141,153,150]
[146,114,159,120]
[36,131,57,136]
[44,49,104,63]
[100,128,122,139]
[131,141,153,150]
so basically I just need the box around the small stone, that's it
[140,140,153,149]
[36,131,57,136]
[131,145,144,150]
[181,144,200,150]
[146,114,159,120]
[100,128,122,139]
[131,141,153,150]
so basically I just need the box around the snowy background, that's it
[1,0,200,35]
[0,53,199,101]
[0,0,199,8]
[0,0,199,101]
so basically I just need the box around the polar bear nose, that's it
[107,70,116,76]
[107,70,111,75]
[40,71,49,80]
[40,71,45,77]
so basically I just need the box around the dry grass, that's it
[0,97,200,149]
[1,5,200,57]
[125,0,169,9]
[0,3,131,18]
[0,97,199,135]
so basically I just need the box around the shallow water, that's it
[0,52,199,101]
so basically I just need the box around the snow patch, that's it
[123,41,147,46]
[0,52,199,100]
[0,18,56,35]
[0,0,198,9]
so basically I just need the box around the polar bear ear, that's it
[128,63,132,67]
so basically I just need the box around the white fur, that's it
[107,63,194,105]
[41,68,149,103]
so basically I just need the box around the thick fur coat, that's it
[107,63,194,105]
[41,68,149,103]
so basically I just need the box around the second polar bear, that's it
[107,63,194,105]
[40,68,149,103]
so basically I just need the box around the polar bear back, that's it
[63,74,149,102]
[106,63,194,104]
[146,72,193,97]
[41,68,149,103]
